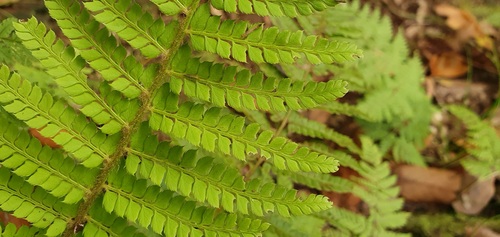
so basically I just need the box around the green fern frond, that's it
[0,223,45,237]
[448,105,500,178]
[84,198,156,237]
[263,214,324,237]
[317,206,367,236]
[0,18,35,66]
[127,123,332,216]
[13,18,128,134]
[0,120,95,204]
[286,112,361,154]
[150,0,193,15]
[169,46,348,111]
[44,0,150,98]
[0,65,118,167]
[104,168,270,236]
[289,172,354,193]
[211,0,340,17]
[0,167,76,236]
[188,4,361,64]
[320,101,372,121]
[84,0,177,58]
[150,85,339,172]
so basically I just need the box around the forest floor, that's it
[0,0,499,236]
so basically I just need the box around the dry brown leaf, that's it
[429,51,468,78]
[452,175,496,215]
[0,211,30,228]
[394,165,462,203]
[435,4,493,50]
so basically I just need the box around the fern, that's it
[448,105,500,178]
[0,0,362,236]
[169,46,349,111]
[273,1,433,165]
[316,137,410,237]
[0,18,35,66]
[0,223,45,237]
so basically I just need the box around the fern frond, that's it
[84,0,177,58]
[128,124,332,216]
[351,137,409,235]
[150,0,192,15]
[0,168,76,236]
[0,65,117,167]
[169,47,348,111]
[45,0,151,97]
[103,168,270,236]
[448,105,500,178]
[263,214,324,237]
[0,223,45,237]
[150,85,339,172]
[84,197,156,237]
[0,18,35,66]
[316,206,367,236]
[289,172,354,193]
[188,4,361,64]
[14,18,128,134]
[0,119,95,203]
[286,112,361,154]
[211,0,340,17]
[320,101,372,121]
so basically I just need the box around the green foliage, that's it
[0,0,364,236]
[274,1,433,165]
[211,0,341,17]
[315,137,410,237]
[0,223,45,237]
[448,105,500,178]
[0,18,35,66]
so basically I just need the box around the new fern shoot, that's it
[0,0,361,236]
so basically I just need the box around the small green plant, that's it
[0,0,362,236]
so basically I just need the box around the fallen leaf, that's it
[435,4,493,50]
[394,165,462,203]
[429,51,468,78]
[0,211,30,228]
[452,174,495,215]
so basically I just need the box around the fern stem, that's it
[62,2,201,235]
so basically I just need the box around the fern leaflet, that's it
[0,66,118,167]
[188,4,361,64]
[211,0,341,17]
[169,46,348,111]
[84,0,177,58]
[13,18,128,134]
